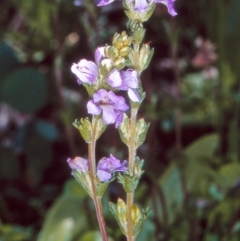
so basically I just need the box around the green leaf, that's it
[0,67,47,113]
[184,134,219,159]
[37,180,89,241]
[157,163,184,225]
[0,223,32,241]
[219,163,240,188]
[208,199,240,228]
[183,134,220,194]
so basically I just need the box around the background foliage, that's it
[0,0,239,240]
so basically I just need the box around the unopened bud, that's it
[99,58,113,76]
[119,46,132,57]
[131,204,141,224]
[112,33,121,45]
[114,56,126,69]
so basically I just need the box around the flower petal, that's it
[95,47,105,65]
[101,105,117,124]
[97,0,115,6]
[93,89,108,103]
[67,157,89,172]
[107,69,123,88]
[115,111,124,128]
[87,100,102,115]
[134,0,149,13]
[155,0,177,16]
[121,69,139,89]
[128,88,141,102]
[108,91,129,112]
[97,169,111,182]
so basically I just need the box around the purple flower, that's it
[71,60,98,85]
[107,69,141,102]
[97,0,177,16]
[67,157,89,173]
[95,46,105,65]
[71,47,106,85]
[154,0,177,16]
[87,89,129,128]
[97,154,127,182]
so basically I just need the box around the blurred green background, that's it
[0,0,239,240]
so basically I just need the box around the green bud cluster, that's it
[104,31,132,70]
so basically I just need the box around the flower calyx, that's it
[118,114,149,147]
[67,157,94,198]
[109,198,152,237]
[73,118,92,143]
[123,0,156,23]
[118,157,144,193]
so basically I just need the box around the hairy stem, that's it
[126,107,139,241]
[88,118,108,241]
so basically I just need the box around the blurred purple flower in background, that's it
[97,0,177,16]
[87,89,129,127]
[97,154,127,181]
[67,157,89,173]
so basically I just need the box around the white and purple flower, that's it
[97,154,127,182]
[87,89,129,128]
[71,47,106,85]
[97,0,177,16]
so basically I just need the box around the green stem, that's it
[88,118,108,241]
[126,107,139,241]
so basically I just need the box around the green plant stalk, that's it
[126,106,139,241]
[88,117,108,241]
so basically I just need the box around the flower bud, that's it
[110,46,119,60]
[99,58,113,76]
[119,46,132,57]
[114,56,126,69]
[109,199,128,235]
[120,31,128,41]
[112,33,121,45]
[131,204,141,224]
[123,37,132,46]
[114,40,123,50]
